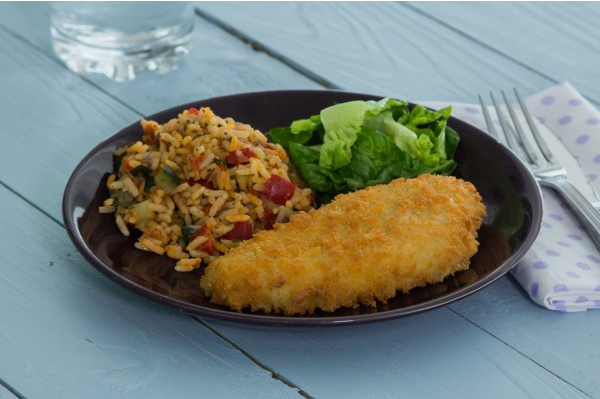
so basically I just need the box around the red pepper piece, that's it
[226,147,256,166]
[263,175,296,205]
[241,147,256,158]
[262,208,277,230]
[191,154,204,173]
[190,225,214,255]
[186,178,214,189]
[222,221,253,240]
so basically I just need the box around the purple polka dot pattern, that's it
[587,255,600,264]
[548,213,563,221]
[558,115,572,125]
[575,262,592,270]
[452,86,600,311]
[533,261,549,269]
[552,301,568,312]
[576,262,591,270]
[587,117,600,125]
[576,134,589,144]
[546,250,561,257]
[513,182,600,310]
[541,95,555,105]
[554,284,568,292]
[530,282,539,298]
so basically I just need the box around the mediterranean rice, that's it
[99,106,315,272]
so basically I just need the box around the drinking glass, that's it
[50,1,195,82]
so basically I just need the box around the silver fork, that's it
[479,88,600,250]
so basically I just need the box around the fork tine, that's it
[489,91,531,163]
[514,88,556,164]
[501,90,540,165]
[478,94,500,140]
[482,90,600,251]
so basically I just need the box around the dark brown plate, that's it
[62,90,542,326]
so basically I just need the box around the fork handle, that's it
[540,177,600,250]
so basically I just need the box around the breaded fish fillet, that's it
[200,174,486,315]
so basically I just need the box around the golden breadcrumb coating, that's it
[200,174,486,315]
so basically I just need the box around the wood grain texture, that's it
[1,2,599,399]
[0,3,322,117]
[0,7,318,222]
[449,277,600,398]
[409,2,600,105]
[0,384,19,399]
[200,2,553,102]
[0,185,303,399]
[0,27,138,221]
[186,4,600,397]
[208,306,589,399]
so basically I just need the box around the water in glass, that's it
[50,2,195,82]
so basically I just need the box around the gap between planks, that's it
[0,376,27,399]
[446,307,594,399]
[0,23,145,119]
[0,19,311,397]
[194,7,339,90]
[2,12,590,399]
[399,2,600,109]
[192,317,316,399]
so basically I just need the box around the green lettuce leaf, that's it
[319,100,366,170]
[267,98,459,205]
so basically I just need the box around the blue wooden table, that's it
[1,2,599,398]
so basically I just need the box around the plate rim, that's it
[62,89,543,327]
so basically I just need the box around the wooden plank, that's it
[0,3,598,399]
[207,304,590,399]
[0,3,322,117]
[0,26,138,223]
[0,185,304,399]
[172,4,600,396]
[0,8,318,222]
[0,384,19,399]
[449,277,600,397]
[0,5,310,398]
[199,2,553,103]
[408,2,600,105]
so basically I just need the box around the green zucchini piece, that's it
[112,148,127,175]
[111,190,133,207]
[181,225,199,246]
[130,165,154,192]
[143,176,155,193]
[154,166,181,193]
[130,165,151,177]
[130,199,154,224]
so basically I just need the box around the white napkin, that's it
[436,82,600,312]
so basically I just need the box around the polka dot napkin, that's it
[425,82,600,312]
